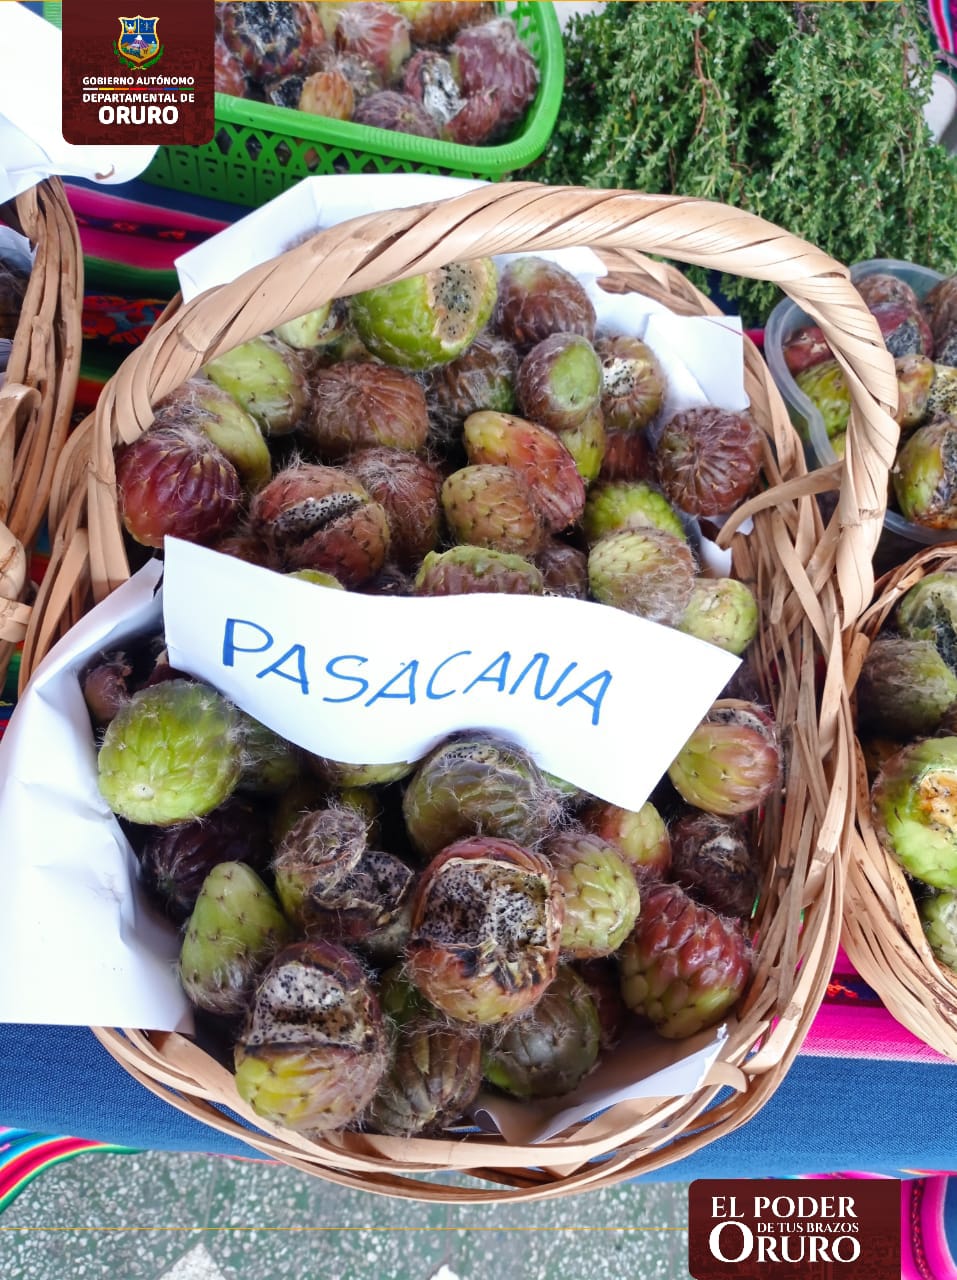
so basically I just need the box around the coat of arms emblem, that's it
[116,16,162,68]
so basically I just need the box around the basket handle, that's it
[90,183,899,622]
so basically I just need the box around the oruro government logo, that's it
[115,16,163,69]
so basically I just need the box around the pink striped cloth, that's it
[801,947,952,1065]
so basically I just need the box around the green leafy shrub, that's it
[530,1,957,325]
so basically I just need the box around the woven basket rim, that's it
[0,177,83,676]
[21,181,894,1200]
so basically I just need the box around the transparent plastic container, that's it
[765,257,953,566]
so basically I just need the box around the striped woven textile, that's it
[0,1128,137,1215]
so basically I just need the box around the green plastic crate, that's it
[140,3,564,207]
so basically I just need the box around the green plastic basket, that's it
[140,3,564,207]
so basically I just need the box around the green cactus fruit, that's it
[618,881,751,1039]
[587,526,696,625]
[286,568,345,590]
[582,480,685,545]
[98,680,243,826]
[481,966,601,1098]
[556,406,606,484]
[203,334,308,436]
[871,737,957,890]
[234,940,389,1134]
[304,362,429,458]
[152,377,272,491]
[668,702,780,817]
[895,354,935,431]
[546,830,642,958]
[677,577,759,656]
[349,259,498,370]
[892,418,957,528]
[925,364,957,419]
[516,333,602,432]
[580,799,672,877]
[366,1016,482,1136]
[413,545,544,596]
[857,637,957,739]
[402,732,561,859]
[441,463,544,557]
[795,359,851,441]
[179,862,291,1016]
[272,300,333,350]
[405,835,564,1025]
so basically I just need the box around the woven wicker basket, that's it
[0,177,82,683]
[843,545,957,1060]
[22,184,899,1200]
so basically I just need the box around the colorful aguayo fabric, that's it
[0,1128,137,1215]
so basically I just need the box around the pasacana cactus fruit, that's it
[582,480,685,545]
[669,811,758,919]
[424,330,518,443]
[404,835,564,1025]
[115,426,243,550]
[179,862,291,1016]
[516,333,603,433]
[304,361,429,458]
[402,732,561,858]
[856,637,957,739]
[366,1015,482,1136]
[234,939,390,1133]
[347,447,443,568]
[587,526,696,625]
[151,377,272,492]
[481,966,601,1098]
[596,334,666,432]
[892,418,957,528]
[668,702,781,817]
[414,545,545,597]
[677,577,760,656]
[546,829,641,958]
[493,257,596,352]
[441,463,544,557]
[203,335,308,436]
[349,259,498,370]
[654,407,764,516]
[463,410,586,534]
[580,799,672,878]
[137,795,273,924]
[249,462,391,586]
[618,881,751,1038]
[272,804,369,929]
[98,680,243,826]
[871,737,957,890]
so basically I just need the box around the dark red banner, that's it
[61,0,214,146]
[688,1180,900,1280]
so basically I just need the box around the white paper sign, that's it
[163,539,738,811]
[0,5,157,203]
